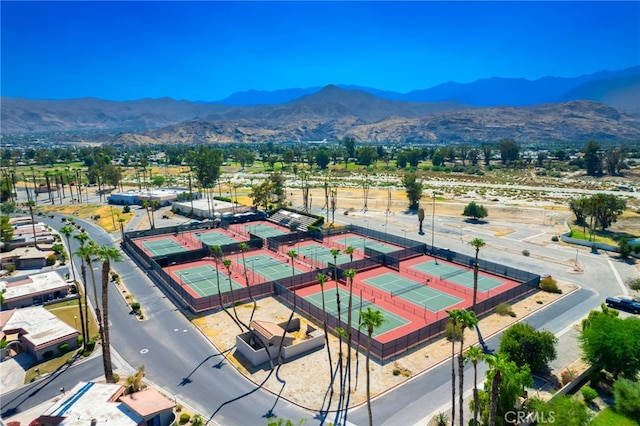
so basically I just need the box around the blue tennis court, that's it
[175,265,243,297]
[364,272,462,312]
[243,253,304,281]
[142,239,187,256]
[243,223,287,238]
[194,231,239,247]
[411,260,504,292]
[335,235,399,254]
[305,287,409,337]
[296,243,356,265]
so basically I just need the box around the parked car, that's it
[606,296,640,314]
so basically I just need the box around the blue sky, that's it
[2,1,639,101]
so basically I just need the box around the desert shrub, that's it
[581,385,598,402]
[445,321,463,341]
[122,205,131,213]
[551,235,559,242]
[5,264,16,273]
[130,302,141,312]
[613,378,640,421]
[626,278,640,291]
[175,403,183,412]
[392,369,400,376]
[179,413,191,424]
[46,254,57,266]
[190,414,204,426]
[58,343,69,353]
[43,350,54,359]
[560,368,576,386]
[540,276,561,293]
[495,302,515,317]
[522,249,530,256]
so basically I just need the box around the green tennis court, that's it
[305,287,409,337]
[336,236,398,254]
[296,243,355,265]
[194,231,238,247]
[411,260,503,292]
[243,223,287,238]
[175,265,243,297]
[244,254,304,281]
[365,272,462,312]
[142,239,187,256]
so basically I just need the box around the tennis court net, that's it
[440,268,468,280]
[391,282,424,297]
[328,298,376,318]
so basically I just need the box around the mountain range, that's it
[2,67,639,144]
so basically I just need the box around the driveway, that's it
[1,353,34,393]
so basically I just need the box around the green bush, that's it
[445,321,462,341]
[613,378,640,422]
[86,339,96,352]
[122,205,131,213]
[46,254,57,266]
[5,264,16,273]
[551,235,559,242]
[58,343,70,353]
[495,302,515,317]
[540,276,562,293]
[581,385,598,402]
[179,413,191,424]
[43,350,54,359]
[76,336,84,346]
[130,302,141,312]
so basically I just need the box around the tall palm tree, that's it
[446,308,462,426]
[345,245,355,266]
[222,258,246,330]
[96,245,122,383]
[457,310,478,426]
[330,247,345,402]
[238,242,257,323]
[485,352,510,426]
[316,272,333,382]
[343,268,357,399]
[468,238,486,313]
[464,345,485,426]
[26,200,37,248]
[74,233,91,341]
[60,225,86,349]
[211,246,241,330]
[141,200,154,230]
[359,307,385,426]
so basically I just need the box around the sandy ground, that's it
[193,284,571,411]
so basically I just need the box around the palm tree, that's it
[212,246,241,330]
[464,345,485,426]
[26,200,37,248]
[60,225,86,349]
[74,233,91,342]
[141,200,154,230]
[457,310,478,426]
[446,309,462,426]
[238,242,257,323]
[316,272,333,382]
[343,268,357,398]
[96,245,122,383]
[485,352,510,426]
[345,245,355,266]
[222,258,246,330]
[359,307,385,426]
[468,238,486,313]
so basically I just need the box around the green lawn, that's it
[590,407,639,426]
[569,227,619,246]
[45,298,99,338]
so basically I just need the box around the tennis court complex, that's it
[243,223,287,238]
[365,272,462,312]
[194,231,239,247]
[411,260,504,292]
[335,236,398,254]
[175,265,243,297]
[244,253,304,281]
[296,243,355,265]
[305,287,409,337]
[142,238,187,256]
